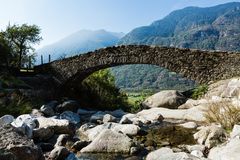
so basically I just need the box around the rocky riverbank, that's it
[1,77,240,160]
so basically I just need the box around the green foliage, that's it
[0,33,12,66]
[111,64,196,92]
[127,92,152,113]
[0,73,27,88]
[191,84,208,100]
[81,69,129,111]
[0,90,33,117]
[0,23,42,68]
[128,96,144,113]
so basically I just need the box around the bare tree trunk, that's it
[18,48,23,69]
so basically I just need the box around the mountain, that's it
[36,2,240,92]
[119,2,240,50]
[36,29,124,63]
[112,2,240,91]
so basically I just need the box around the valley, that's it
[1,1,240,160]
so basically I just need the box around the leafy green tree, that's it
[0,33,11,66]
[81,69,129,110]
[2,24,42,68]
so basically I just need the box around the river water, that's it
[73,120,197,160]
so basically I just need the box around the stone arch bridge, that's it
[35,45,240,86]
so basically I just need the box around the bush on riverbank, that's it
[191,84,208,100]
[80,69,129,111]
[127,92,152,113]
[0,90,31,116]
[0,72,27,88]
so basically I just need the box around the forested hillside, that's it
[113,2,240,91]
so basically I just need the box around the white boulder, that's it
[36,117,74,135]
[81,129,133,153]
[230,124,240,139]
[146,147,203,160]
[0,115,14,127]
[208,138,240,160]
[142,90,187,109]
[11,114,37,138]
[193,124,227,148]
[103,114,117,123]
[80,122,140,141]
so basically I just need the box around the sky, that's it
[0,0,239,49]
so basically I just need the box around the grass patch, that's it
[204,101,240,130]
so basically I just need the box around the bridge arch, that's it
[35,45,240,85]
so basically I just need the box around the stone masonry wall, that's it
[35,45,240,85]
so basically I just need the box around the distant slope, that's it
[37,29,124,63]
[119,2,240,50]
[112,2,240,91]
[111,64,195,91]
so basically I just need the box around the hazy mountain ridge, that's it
[37,29,124,63]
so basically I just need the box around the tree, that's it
[2,24,42,68]
[0,32,12,67]
[81,69,129,110]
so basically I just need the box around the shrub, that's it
[0,73,27,88]
[126,92,152,113]
[0,90,34,117]
[80,69,129,111]
[204,101,240,130]
[191,84,208,100]
[129,96,145,113]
